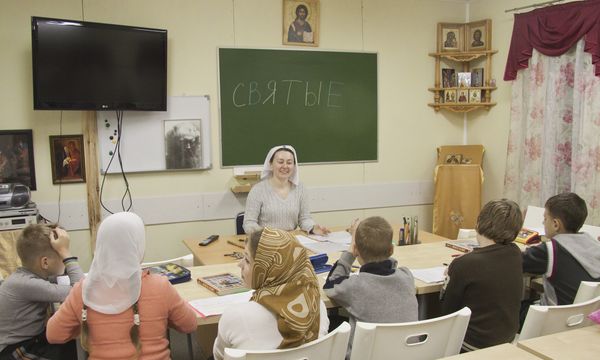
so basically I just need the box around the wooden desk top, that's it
[183,228,450,266]
[441,343,540,359]
[175,239,467,325]
[517,325,600,359]
[173,262,333,326]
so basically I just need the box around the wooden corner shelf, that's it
[428,102,496,113]
[430,49,497,113]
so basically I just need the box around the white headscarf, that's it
[83,212,146,314]
[261,145,300,185]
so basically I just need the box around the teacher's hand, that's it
[312,224,331,236]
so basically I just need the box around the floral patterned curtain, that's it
[504,39,600,224]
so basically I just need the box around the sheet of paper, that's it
[302,241,349,254]
[308,231,352,244]
[581,224,600,240]
[296,234,350,253]
[188,290,254,317]
[410,266,446,284]
[523,205,545,235]
[296,235,318,246]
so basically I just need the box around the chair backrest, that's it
[349,307,471,360]
[223,321,351,360]
[519,295,600,340]
[140,253,194,268]
[236,212,245,235]
[573,281,600,304]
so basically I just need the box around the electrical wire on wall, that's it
[99,110,133,214]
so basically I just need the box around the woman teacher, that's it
[243,145,330,235]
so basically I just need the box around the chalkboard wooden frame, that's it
[218,48,378,167]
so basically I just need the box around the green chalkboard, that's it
[219,48,377,166]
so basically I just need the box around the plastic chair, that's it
[236,212,245,235]
[519,295,600,341]
[573,281,600,304]
[140,253,194,268]
[349,307,471,360]
[223,321,351,360]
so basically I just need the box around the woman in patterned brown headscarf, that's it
[213,228,329,360]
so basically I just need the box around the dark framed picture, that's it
[443,89,457,103]
[438,23,464,52]
[442,68,456,88]
[466,19,491,51]
[0,130,36,190]
[164,119,203,170]
[457,89,469,103]
[283,0,320,47]
[471,68,484,87]
[49,135,86,184]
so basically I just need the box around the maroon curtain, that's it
[504,0,600,80]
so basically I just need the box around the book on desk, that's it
[197,273,248,296]
[445,239,480,253]
[144,263,191,284]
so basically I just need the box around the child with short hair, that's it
[441,199,524,352]
[323,216,418,358]
[0,224,83,359]
[522,192,600,305]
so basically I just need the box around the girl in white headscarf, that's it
[47,212,197,359]
[243,145,330,235]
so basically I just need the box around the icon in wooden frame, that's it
[438,23,464,52]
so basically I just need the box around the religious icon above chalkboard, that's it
[283,0,320,47]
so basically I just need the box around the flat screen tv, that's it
[31,17,167,111]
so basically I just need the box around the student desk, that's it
[440,343,540,359]
[517,325,600,359]
[174,239,466,327]
[183,229,450,266]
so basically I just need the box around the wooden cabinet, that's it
[428,50,497,113]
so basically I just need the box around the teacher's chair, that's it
[235,212,245,235]
[224,322,350,360]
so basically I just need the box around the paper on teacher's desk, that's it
[296,235,318,246]
[188,290,254,317]
[410,267,446,284]
[309,231,352,244]
[296,236,348,253]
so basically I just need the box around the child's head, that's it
[17,224,64,277]
[476,199,523,245]
[544,192,587,237]
[354,216,393,263]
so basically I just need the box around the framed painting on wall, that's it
[283,0,320,46]
[49,135,86,184]
[438,22,464,52]
[0,130,36,190]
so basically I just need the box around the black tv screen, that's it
[31,17,167,111]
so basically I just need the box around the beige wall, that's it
[4,0,532,270]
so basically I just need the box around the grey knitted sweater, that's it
[243,179,315,234]
[0,263,84,350]
[323,251,418,358]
